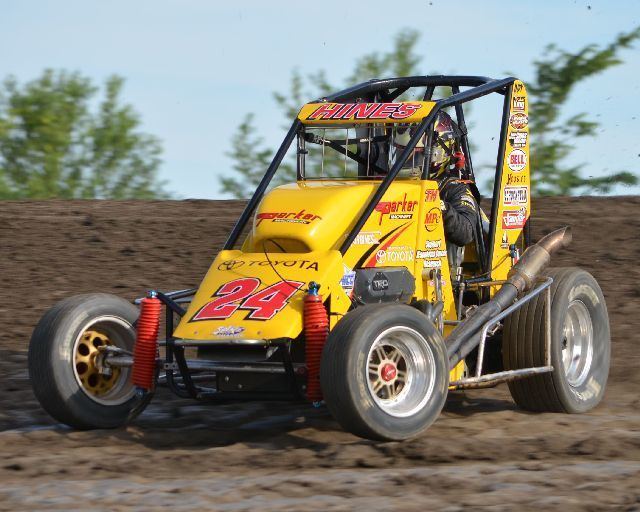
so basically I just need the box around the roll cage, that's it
[225,75,518,270]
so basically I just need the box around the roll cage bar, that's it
[224,75,517,270]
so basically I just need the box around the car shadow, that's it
[444,389,518,416]
[105,388,521,450]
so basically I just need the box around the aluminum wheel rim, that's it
[72,316,136,406]
[366,326,436,418]
[561,299,594,388]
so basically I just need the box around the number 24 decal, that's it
[191,278,304,322]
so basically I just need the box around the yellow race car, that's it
[28,76,610,441]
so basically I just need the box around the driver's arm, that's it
[440,180,478,247]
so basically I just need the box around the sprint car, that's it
[29,76,610,441]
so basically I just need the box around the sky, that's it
[1,0,639,198]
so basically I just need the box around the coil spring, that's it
[132,296,162,391]
[304,289,329,402]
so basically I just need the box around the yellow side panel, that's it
[415,182,456,333]
[342,181,422,271]
[490,80,531,294]
[298,101,435,125]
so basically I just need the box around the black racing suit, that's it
[438,176,478,247]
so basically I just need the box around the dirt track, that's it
[0,197,639,510]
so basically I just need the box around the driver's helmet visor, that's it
[393,126,432,173]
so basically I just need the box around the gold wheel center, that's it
[74,330,121,397]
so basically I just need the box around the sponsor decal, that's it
[501,232,509,249]
[423,259,443,269]
[361,222,413,268]
[256,210,321,225]
[416,249,447,259]
[425,189,438,202]
[371,272,390,291]
[503,186,528,206]
[512,96,526,112]
[340,264,356,294]
[425,239,442,249]
[506,173,527,185]
[217,260,245,271]
[214,326,245,337]
[508,130,528,148]
[508,149,527,172]
[375,245,414,264]
[509,113,528,130]
[390,213,413,221]
[502,207,528,230]
[218,259,318,271]
[424,206,441,232]
[353,231,381,245]
[513,83,524,94]
[375,193,418,225]
[191,277,304,322]
[307,102,422,121]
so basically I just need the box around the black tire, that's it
[28,293,143,429]
[503,267,610,413]
[320,304,449,441]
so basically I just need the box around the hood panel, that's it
[249,181,377,252]
[173,249,345,341]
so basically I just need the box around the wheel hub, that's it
[561,299,594,388]
[74,330,120,397]
[366,326,437,418]
[381,363,397,382]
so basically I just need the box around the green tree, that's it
[0,69,167,199]
[221,113,273,198]
[528,26,640,195]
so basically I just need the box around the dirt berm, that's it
[0,197,638,510]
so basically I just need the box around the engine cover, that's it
[353,267,415,304]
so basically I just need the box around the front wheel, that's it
[28,293,145,429]
[320,304,449,441]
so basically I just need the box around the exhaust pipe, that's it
[446,226,572,368]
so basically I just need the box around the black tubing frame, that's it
[222,75,517,271]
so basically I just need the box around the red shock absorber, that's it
[132,292,162,392]
[304,282,329,403]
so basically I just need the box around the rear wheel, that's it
[29,293,145,429]
[503,267,610,413]
[320,304,449,441]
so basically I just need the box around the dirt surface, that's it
[0,197,639,511]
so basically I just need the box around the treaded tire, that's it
[28,293,142,429]
[320,304,449,441]
[503,267,610,413]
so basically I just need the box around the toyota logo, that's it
[217,260,245,271]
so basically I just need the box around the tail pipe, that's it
[304,282,329,403]
[447,226,572,368]
[132,292,162,392]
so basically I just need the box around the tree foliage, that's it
[0,70,167,199]
[528,26,640,195]
[222,28,639,198]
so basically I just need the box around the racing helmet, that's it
[394,111,459,178]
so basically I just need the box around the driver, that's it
[395,111,478,248]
